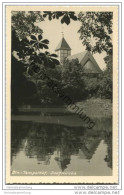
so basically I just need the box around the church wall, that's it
[81,60,99,74]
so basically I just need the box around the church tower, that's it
[55,35,71,64]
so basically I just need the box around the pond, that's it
[11,112,112,176]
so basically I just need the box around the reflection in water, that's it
[11,119,112,176]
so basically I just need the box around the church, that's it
[55,36,102,76]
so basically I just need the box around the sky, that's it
[37,17,107,70]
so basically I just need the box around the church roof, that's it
[55,37,71,51]
[67,51,102,74]
[67,51,87,63]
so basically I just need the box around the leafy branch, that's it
[43,11,77,25]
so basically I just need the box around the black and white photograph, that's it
[4,4,119,184]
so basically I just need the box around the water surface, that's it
[11,115,112,176]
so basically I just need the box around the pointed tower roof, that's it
[55,37,71,51]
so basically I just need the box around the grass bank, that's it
[68,98,112,118]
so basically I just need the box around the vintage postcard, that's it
[5,5,118,184]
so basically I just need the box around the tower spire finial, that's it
[61,31,64,38]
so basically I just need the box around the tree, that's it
[11,12,44,111]
[78,12,113,100]
[43,11,77,25]
[11,56,37,113]
[11,10,79,109]
[30,63,62,105]
[97,55,112,100]
[83,76,100,98]
[78,12,113,55]
[11,12,61,109]
[62,59,86,101]
[12,11,44,39]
